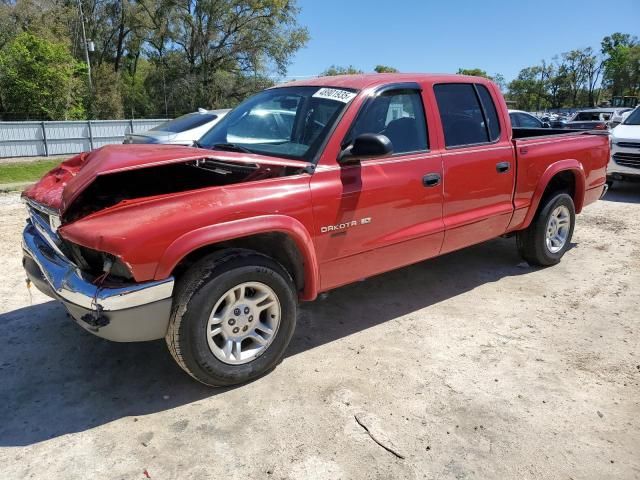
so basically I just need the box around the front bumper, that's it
[22,221,174,342]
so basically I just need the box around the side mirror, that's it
[542,121,551,128]
[338,133,393,164]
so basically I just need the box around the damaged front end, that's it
[21,144,312,341]
[22,198,175,341]
[63,156,299,222]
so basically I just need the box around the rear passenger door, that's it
[433,83,515,254]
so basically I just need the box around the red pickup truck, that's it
[22,74,609,386]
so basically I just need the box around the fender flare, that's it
[154,215,320,301]
[522,159,586,229]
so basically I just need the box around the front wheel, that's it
[517,193,575,266]
[166,251,297,387]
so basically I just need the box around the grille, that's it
[617,141,640,149]
[613,152,640,169]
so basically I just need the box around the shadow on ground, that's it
[0,236,535,446]
[603,181,640,204]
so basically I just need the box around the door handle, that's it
[496,161,511,173]
[422,173,441,187]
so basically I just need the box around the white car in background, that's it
[123,108,230,146]
[608,107,640,185]
[609,108,633,128]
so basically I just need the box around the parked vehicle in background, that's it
[565,108,623,130]
[608,107,640,186]
[540,113,569,129]
[610,96,638,109]
[21,74,609,386]
[609,108,634,129]
[509,110,549,128]
[123,109,230,146]
[225,109,295,145]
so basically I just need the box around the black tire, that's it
[166,250,297,387]
[516,193,575,267]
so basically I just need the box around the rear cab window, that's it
[434,83,502,148]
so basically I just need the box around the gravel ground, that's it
[0,185,639,480]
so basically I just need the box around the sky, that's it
[286,0,640,82]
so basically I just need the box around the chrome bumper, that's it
[22,221,175,341]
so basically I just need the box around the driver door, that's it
[310,85,445,291]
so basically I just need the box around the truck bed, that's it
[508,128,609,232]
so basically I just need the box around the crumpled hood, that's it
[22,144,311,213]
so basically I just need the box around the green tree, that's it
[374,64,398,73]
[546,58,571,108]
[0,0,74,50]
[507,66,547,111]
[457,68,506,90]
[92,63,124,118]
[321,65,363,76]
[456,68,490,78]
[492,73,507,91]
[601,33,639,97]
[0,0,310,119]
[0,32,86,119]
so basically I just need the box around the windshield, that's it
[199,86,357,161]
[151,113,218,133]
[623,108,640,125]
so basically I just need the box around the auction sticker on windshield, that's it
[312,88,357,103]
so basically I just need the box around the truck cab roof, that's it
[279,73,493,91]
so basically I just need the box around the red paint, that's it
[156,214,320,300]
[24,74,609,300]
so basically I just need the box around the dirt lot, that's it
[0,186,639,480]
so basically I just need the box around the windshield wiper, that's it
[210,143,253,154]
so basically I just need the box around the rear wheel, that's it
[166,250,297,387]
[517,193,575,266]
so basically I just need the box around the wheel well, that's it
[540,170,576,207]
[171,232,305,293]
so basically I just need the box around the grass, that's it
[0,159,62,185]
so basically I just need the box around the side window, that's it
[517,113,541,128]
[434,83,490,147]
[347,89,428,155]
[509,112,520,127]
[476,85,501,140]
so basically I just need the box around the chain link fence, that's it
[0,119,167,159]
